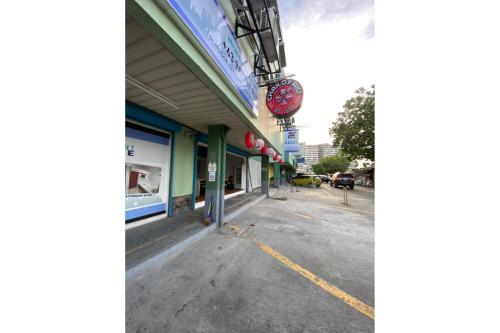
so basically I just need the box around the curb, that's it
[126,194,266,280]
[126,223,216,280]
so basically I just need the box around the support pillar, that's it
[273,162,280,189]
[167,133,176,216]
[191,137,198,209]
[261,155,269,198]
[203,125,228,227]
[246,157,251,193]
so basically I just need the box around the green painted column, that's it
[245,157,251,193]
[204,125,229,226]
[273,162,280,189]
[191,138,198,209]
[168,132,176,216]
[261,155,269,197]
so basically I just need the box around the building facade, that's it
[126,0,294,225]
[305,144,319,165]
[301,143,339,165]
[318,144,339,159]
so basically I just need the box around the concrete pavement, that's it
[126,184,374,332]
[126,191,265,270]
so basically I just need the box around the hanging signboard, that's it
[284,128,299,152]
[166,0,259,117]
[266,79,304,117]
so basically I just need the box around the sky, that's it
[277,0,374,145]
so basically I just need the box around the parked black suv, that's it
[318,175,330,183]
[330,172,355,189]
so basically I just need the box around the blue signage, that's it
[166,0,259,116]
[284,129,299,152]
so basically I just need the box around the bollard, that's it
[342,186,349,205]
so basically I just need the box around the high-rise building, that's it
[318,144,339,159]
[302,143,339,165]
[292,142,339,169]
[305,144,319,165]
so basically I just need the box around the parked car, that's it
[318,175,330,183]
[291,174,321,187]
[330,172,355,189]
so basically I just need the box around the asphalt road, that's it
[320,183,374,218]
[126,184,374,332]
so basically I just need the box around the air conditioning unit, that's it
[256,8,278,63]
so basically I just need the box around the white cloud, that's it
[279,0,374,30]
[281,9,374,144]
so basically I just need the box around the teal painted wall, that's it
[172,128,195,197]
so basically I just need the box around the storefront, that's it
[194,139,248,209]
[126,0,293,225]
[125,122,171,221]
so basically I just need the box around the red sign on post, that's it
[266,79,303,117]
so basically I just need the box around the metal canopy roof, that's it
[126,16,277,154]
[234,0,285,78]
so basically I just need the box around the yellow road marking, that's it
[293,212,312,219]
[224,225,374,319]
[253,239,375,320]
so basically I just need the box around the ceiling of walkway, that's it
[126,15,255,152]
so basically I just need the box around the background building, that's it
[318,144,339,159]
[302,143,339,165]
[305,144,319,165]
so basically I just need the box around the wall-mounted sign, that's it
[208,162,217,172]
[284,128,299,152]
[208,171,216,182]
[166,0,259,117]
[266,79,304,117]
[208,162,217,182]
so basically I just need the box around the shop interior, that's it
[126,164,162,194]
[195,144,245,203]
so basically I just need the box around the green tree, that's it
[312,163,325,175]
[329,85,374,161]
[319,154,350,174]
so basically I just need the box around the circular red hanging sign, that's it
[266,79,304,117]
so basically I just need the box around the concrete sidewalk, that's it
[126,190,268,271]
[126,184,374,333]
